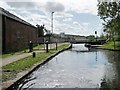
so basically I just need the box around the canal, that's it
[10,44,120,89]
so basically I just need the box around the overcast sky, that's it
[0,0,104,36]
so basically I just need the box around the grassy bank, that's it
[2,43,69,82]
[98,41,120,50]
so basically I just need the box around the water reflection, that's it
[100,50,120,89]
[8,44,120,89]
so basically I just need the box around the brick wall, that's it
[0,14,2,53]
[3,16,38,52]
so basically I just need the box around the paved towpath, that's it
[1,43,66,67]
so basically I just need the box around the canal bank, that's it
[85,41,120,51]
[2,43,72,89]
[97,41,120,51]
[5,44,120,89]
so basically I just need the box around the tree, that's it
[99,33,106,40]
[36,24,45,37]
[97,1,120,41]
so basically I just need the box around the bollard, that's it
[32,52,36,58]
[29,41,33,52]
[46,41,49,53]
[56,42,57,50]
[71,44,72,48]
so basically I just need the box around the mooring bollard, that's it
[32,52,36,58]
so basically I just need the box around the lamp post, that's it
[51,12,57,49]
[51,12,54,34]
[50,12,54,49]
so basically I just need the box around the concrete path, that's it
[2,53,32,66]
[1,43,67,67]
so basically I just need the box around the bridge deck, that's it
[70,40,106,45]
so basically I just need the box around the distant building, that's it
[63,34,88,42]
[43,32,88,43]
[0,7,38,52]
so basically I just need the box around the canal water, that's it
[10,44,120,89]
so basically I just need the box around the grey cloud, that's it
[6,2,45,15]
[45,2,65,12]
[6,2,36,9]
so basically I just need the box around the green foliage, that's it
[2,52,52,71]
[99,33,106,40]
[97,1,120,40]
[98,2,120,20]
[98,41,120,50]
[36,24,45,37]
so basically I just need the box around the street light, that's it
[51,12,54,34]
[51,12,57,49]
[50,12,54,49]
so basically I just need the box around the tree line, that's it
[97,1,120,41]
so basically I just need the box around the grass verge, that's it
[98,41,120,50]
[2,43,69,82]
[2,44,44,58]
